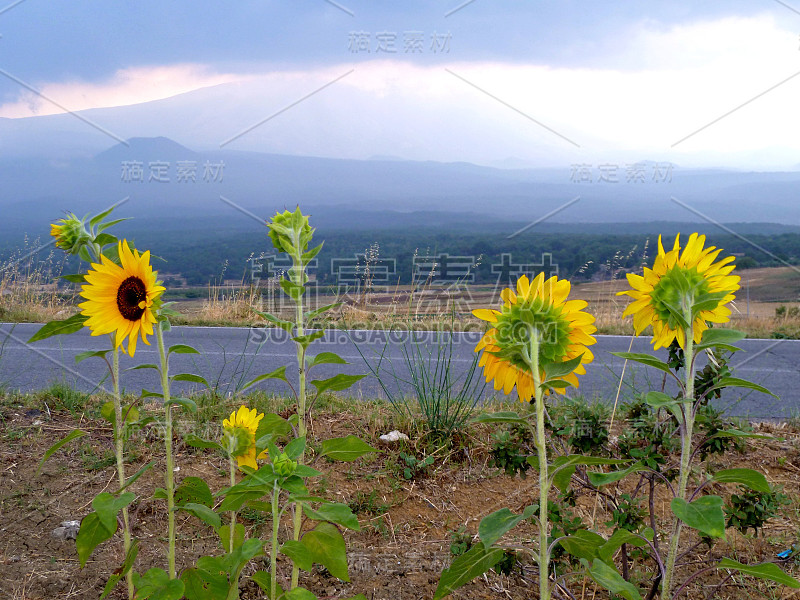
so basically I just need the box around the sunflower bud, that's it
[50,213,89,255]
[274,452,297,477]
[267,207,314,255]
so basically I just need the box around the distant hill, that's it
[1,137,800,244]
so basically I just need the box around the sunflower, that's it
[618,233,740,350]
[50,213,86,254]
[473,273,597,401]
[79,240,164,357]
[222,406,266,470]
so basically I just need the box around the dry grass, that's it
[0,237,74,323]
[3,240,800,340]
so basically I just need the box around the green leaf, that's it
[284,435,307,460]
[226,538,265,579]
[216,523,245,553]
[712,468,771,494]
[279,278,306,300]
[540,353,584,379]
[540,379,573,390]
[76,512,115,567]
[471,411,529,426]
[303,502,361,531]
[696,328,745,352]
[217,469,277,510]
[550,455,628,475]
[254,310,294,333]
[583,558,642,600]
[92,492,135,532]
[175,476,214,507]
[184,435,224,452]
[75,349,110,365]
[671,496,726,538]
[118,460,155,493]
[306,351,348,369]
[168,344,199,355]
[101,401,139,428]
[28,313,88,343]
[171,373,209,387]
[319,435,378,462]
[301,522,350,581]
[133,567,185,600]
[37,429,88,476]
[93,232,119,247]
[717,558,800,588]
[558,530,606,561]
[433,544,505,600]
[611,352,674,376]
[552,465,576,493]
[240,366,289,392]
[310,374,366,395]
[182,561,230,600]
[712,377,778,399]
[250,571,284,597]
[164,397,198,412]
[279,474,309,495]
[305,302,342,321]
[708,429,771,440]
[180,503,221,528]
[588,462,646,487]
[478,505,537,548]
[100,539,139,599]
[281,539,314,571]
[284,588,318,600]
[130,363,160,371]
[60,272,86,283]
[255,412,292,440]
[645,391,685,422]
[293,330,326,349]
[97,217,128,234]
[89,205,116,228]
[597,529,650,564]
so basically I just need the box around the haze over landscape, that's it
[1,1,799,265]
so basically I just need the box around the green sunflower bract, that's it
[618,232,740,349]
[473,272,597,400]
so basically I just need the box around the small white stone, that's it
[379,430,409,443]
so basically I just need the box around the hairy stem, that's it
[290,247,307,590]
[271,481,281,600]
[528,329,550,600]
[662,323,695,599]
[229,454,237,553]
[155,323,176,579]
[111,344,134,599]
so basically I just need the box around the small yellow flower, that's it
[618,233,740,350]
[222,406,266,470]
[473,273,597,401]
[78,240,165,357]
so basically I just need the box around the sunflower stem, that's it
[229,453,237,553]
[662,322,695,599]
[290,242,307,591]
[527,327,551,600]
[155,322,177,579]
[270,480,281,600]
[110,342,135,600]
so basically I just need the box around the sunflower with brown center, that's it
[79,240,164,356]
[473,273,597,401]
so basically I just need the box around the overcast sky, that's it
[1,1,799,168]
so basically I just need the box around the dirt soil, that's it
[2,398,800,600]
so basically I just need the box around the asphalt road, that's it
[0,323,797,419]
